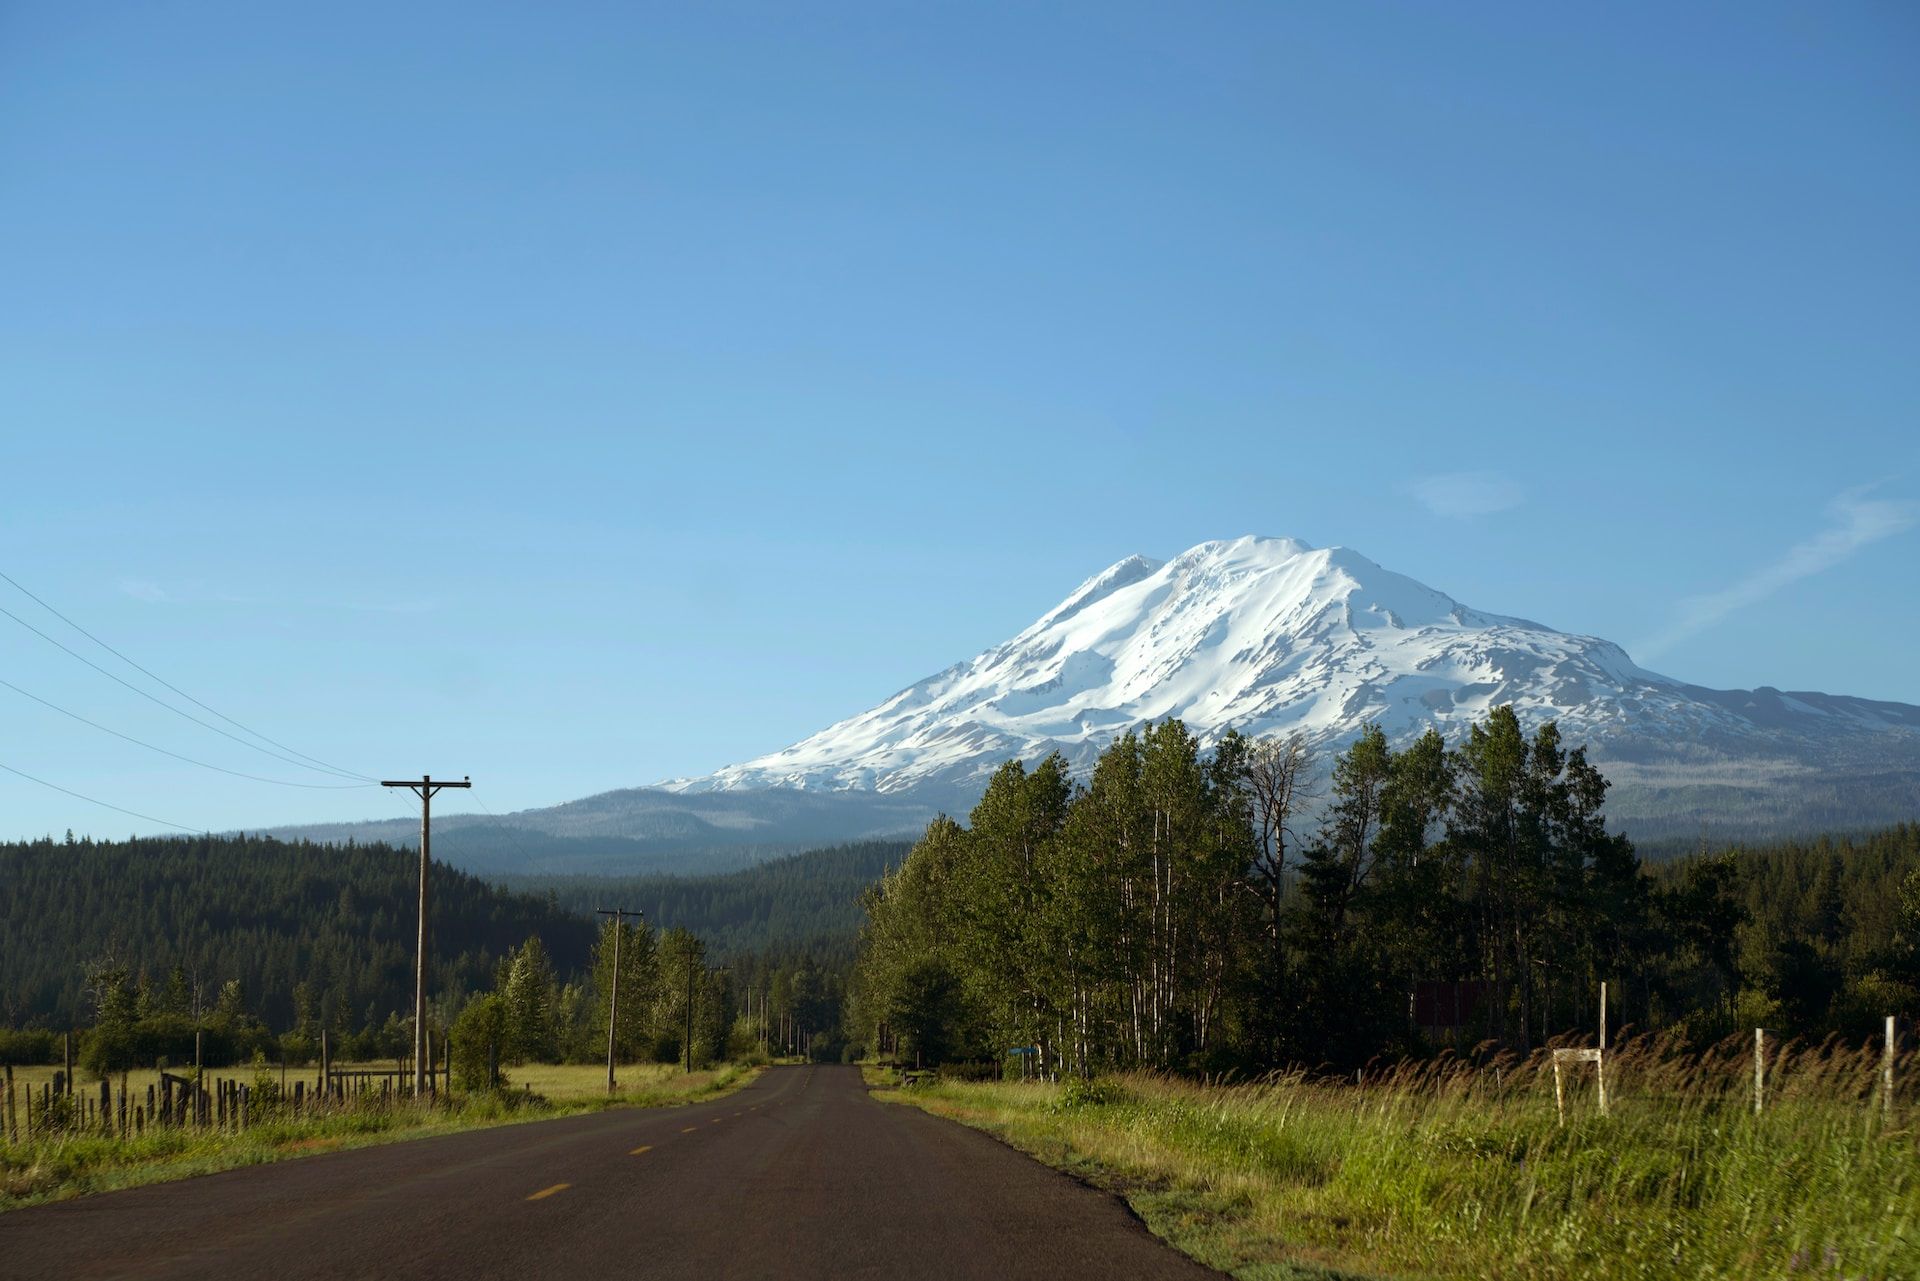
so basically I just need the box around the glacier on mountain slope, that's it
[664,535,1919,805]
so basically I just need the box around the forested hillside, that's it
[0,834,595,1029]
[0,834,895,1049]
[506,840,909,961]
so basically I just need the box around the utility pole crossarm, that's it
[383,774,471,1099]
[381,776,471,796]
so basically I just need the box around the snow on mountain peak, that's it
[663,537,1764,801]
[1038,552,1165,628]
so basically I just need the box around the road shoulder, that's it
[865,1071,1381,1281]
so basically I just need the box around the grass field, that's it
[0,1060,760,1212]
[872,1041,1919,1281]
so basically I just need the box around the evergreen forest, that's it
[849,709,1920,1074]
[2,723,1914,1082]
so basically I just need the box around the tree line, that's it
[447,923,853,1087]
[0,833,594,1032]
[5,762,1912,1081]
[1647,823,1920,1041]
[848,709,1920,1074]
[0,831,853,1076]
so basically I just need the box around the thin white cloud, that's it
[1637,486,1916,661]
[1407,471,1524,519]
[119,579,171,603]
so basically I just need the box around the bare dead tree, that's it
[1243,733,1315,1054]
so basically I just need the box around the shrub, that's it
[450,994,509,1092]
[1050,1074,1126,1111]
[0,1029,60,1066]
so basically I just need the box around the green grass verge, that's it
[872,1063,1918,1281]
[0,1061,760,1213]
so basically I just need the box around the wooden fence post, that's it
[1596,982,1609,1116]
[4,1063,14,1143]
[1754,1028,1765,1115]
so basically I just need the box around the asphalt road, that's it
[0,1064,1219,1280]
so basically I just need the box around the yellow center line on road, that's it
[629,1145,653,1156]
[527,1183,570,1201]
[680,1126,698,1133]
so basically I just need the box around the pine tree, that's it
[589,916,658,1062]
[503,936,557,1063]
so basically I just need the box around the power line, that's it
[0,601,370,782]
[0,675,374,790]
[0,759,203,833]
[0,569,375,782]
[470,793,544,869]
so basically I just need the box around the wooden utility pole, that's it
[382,775,471,1098]
[597,908,639,1093]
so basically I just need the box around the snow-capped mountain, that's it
[667,536,1920,839]
[285,536,1918,870]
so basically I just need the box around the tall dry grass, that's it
[894,1033,1918,1280]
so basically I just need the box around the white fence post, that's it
[1884,1016,1896,1123]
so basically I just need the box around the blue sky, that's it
[2,2,1915,837]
